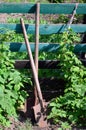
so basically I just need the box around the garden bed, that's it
[1,117,86,130]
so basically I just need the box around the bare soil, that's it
[0,13,59,24]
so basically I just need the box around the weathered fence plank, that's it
[15,59,86,69]
[0,3,86,14]
[0,24,86,34]
[8,42,86,53]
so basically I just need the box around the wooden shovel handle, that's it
[34,3,40,105]
[20,18,44,109]
[35,3,40,71]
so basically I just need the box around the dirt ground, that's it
[1,117,86,130]
[0,13,59,24]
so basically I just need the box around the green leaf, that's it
[0,76,5,84]
[0,87,4,97]
[49,102,58,107]
[58,128,63,130]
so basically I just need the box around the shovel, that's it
[20,17,49,127]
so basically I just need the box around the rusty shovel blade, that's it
[33,102,49,128]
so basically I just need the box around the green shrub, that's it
[48,29,86,129]
[0,29,28,127]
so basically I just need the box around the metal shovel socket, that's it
[20,18,44,110]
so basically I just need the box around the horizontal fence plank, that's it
[9,42,86,53]
[15,60,60,69]
[40,3,86,14]
[9,42,60,52]
[0,3,36,13]
[15,59,86,69]
[0,3,86,14]
[0,24,86,34]
[74,43,86,53]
